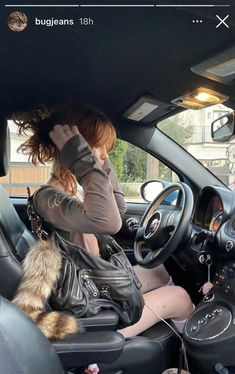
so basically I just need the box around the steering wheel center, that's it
[145,212,161,239]
[134,182,194,268]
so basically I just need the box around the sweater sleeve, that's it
[102,159,127,217]
[34,134,123,235]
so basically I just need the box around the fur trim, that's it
[13,239,62,309]
[13,239,79,339]
[28,310,78,340]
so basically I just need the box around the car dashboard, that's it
[174,185,235,280]
[194,192,224,233]
[192,185,235,253]
[180,185,235,373]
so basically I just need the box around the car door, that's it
[1,131,178,265]
[113,201,148,264]
[109,140,179,264]
[10,196,148,265]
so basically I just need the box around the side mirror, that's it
[140,180,165,202]
[211,112,235,142]
[140,180,179,205]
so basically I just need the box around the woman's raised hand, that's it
[49,124,79,151]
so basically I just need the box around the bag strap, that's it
[27,186,51,241]
[95,233,123,259]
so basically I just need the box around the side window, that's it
[109,140,179,202]
[0,126,178,199]
[0,121,50,196]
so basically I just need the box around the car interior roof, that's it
[1,0,235,130]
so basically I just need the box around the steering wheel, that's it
[134,182,194,268]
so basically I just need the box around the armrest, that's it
[46,303,119,332]
[52,331,125,369]
[78,310,119,331]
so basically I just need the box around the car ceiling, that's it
[1,0,235,129]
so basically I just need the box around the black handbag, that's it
[27,187,144,327]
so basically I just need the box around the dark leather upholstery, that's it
[0,183,120,330]
[0,184,35,299]
[99,323,180,374]
[0,120,10,177]
[0,296,64,374]
[0,124,179,372]
[53,330,124,368]
[0,296,125,373]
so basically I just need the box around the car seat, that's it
[0,295,125,373]
[0,120,180,373]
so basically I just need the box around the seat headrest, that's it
[0,120,10,177]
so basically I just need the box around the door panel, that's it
[11,197,31,230]
[113,202,149,264]
[12,197,149,264]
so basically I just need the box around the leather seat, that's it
[0,295,125,373]
[99,323,180,374]
[0,120,180,373]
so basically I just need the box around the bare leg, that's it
[134,264,171,293]
[117,285,193,338]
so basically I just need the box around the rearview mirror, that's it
[211,112,235,142]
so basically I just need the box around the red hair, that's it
[14,103,117,195]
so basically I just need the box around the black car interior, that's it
[1,2,235,122]
[0,296,64,374]
[0,120,179,373]
[1,0,235,373]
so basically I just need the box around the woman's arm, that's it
[34,131,123,235]
[102,159,127,217]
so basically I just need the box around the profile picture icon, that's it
[8,11,28,32]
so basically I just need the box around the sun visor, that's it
[191,46,235,85]
[123,96,177,125]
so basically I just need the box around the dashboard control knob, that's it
[203,293,215,302]
[214,308,223,316]
[206,313,215,320]
[126,217,139,232]
[191,325,199,333]
[198,254,206,264]
[226,240,234,253]
[198,318,207,325]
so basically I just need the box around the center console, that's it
[184,261,235,374]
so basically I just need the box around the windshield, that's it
[157,104,235,190]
